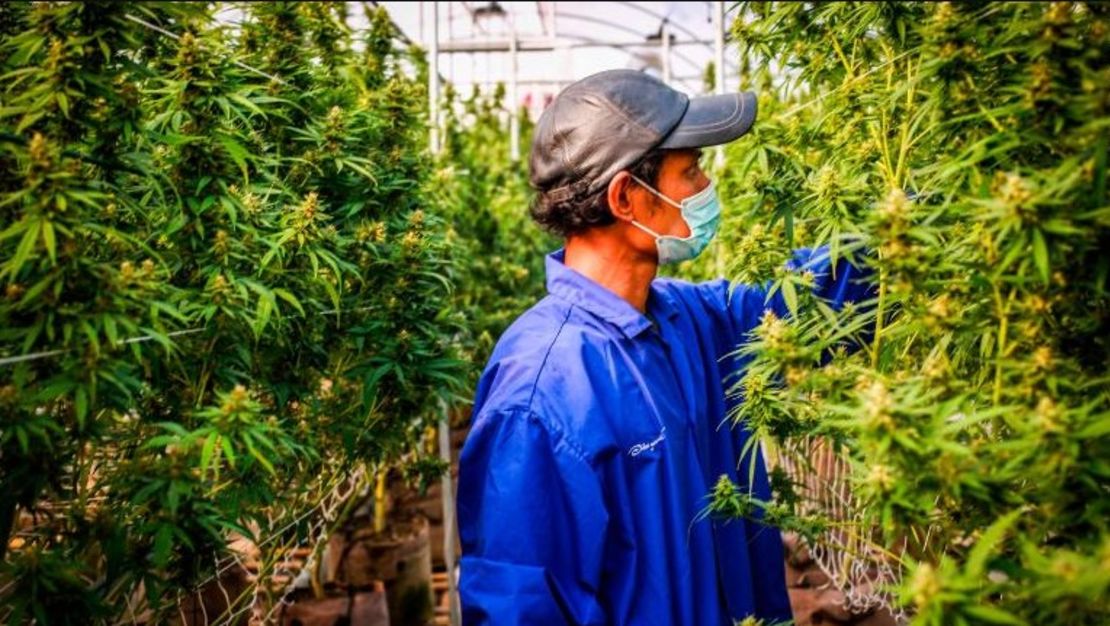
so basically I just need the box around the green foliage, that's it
[437,84,556,388]
[696,2,1110,623]
[0,2,462,621]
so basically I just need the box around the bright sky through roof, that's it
[375,1,739,116]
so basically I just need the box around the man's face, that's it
[632,148,710,240]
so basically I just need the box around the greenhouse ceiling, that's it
[376,2,741,107]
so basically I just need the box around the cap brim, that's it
[658,91,757,150]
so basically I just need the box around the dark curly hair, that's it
[529,149,667,237]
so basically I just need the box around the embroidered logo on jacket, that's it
[629,428,666,457]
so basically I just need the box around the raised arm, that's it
[690,244,876,349]
[734,245,875,338]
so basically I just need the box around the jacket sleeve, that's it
[457,407,609,626]
[697,244,876,347]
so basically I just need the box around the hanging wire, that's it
[0,328,205,367]
[0,303,375,368]
[123,13,290,86]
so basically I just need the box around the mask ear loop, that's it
[627,174,708,244]
[629,219,664,239]
[626,174,675,239]
[628,174,682,209]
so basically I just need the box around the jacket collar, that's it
[545,248,680,338]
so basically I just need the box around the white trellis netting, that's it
[764,437,925,623]
[119,466,368,626]
[0,460,367,626]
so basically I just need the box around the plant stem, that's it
[829,35,854,76]
[374,470,387,535]
[872,266,886,369]
[992,287,1015,407]
[893,60,918,186]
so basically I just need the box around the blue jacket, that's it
[458,246,873,625]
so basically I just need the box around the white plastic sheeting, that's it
[382,1,740,119]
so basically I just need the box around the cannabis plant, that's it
[437,83,555,389]
[693,3,1110,624]
[0,2,462,623]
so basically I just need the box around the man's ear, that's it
[607,171,636,222]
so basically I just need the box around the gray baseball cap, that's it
[529,69,757,203]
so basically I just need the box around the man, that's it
[457,69,873,625]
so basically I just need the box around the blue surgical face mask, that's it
[628,175,722,265]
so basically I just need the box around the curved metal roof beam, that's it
[540,31,702,92]
[611,1,740,73]
[553,12,709,78]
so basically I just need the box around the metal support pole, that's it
[429,2,441,155]
[714,3,726,95]
[713,0,726,167]
[509,8,521,162]
[438,402,460,626]
[661,20,671,85]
